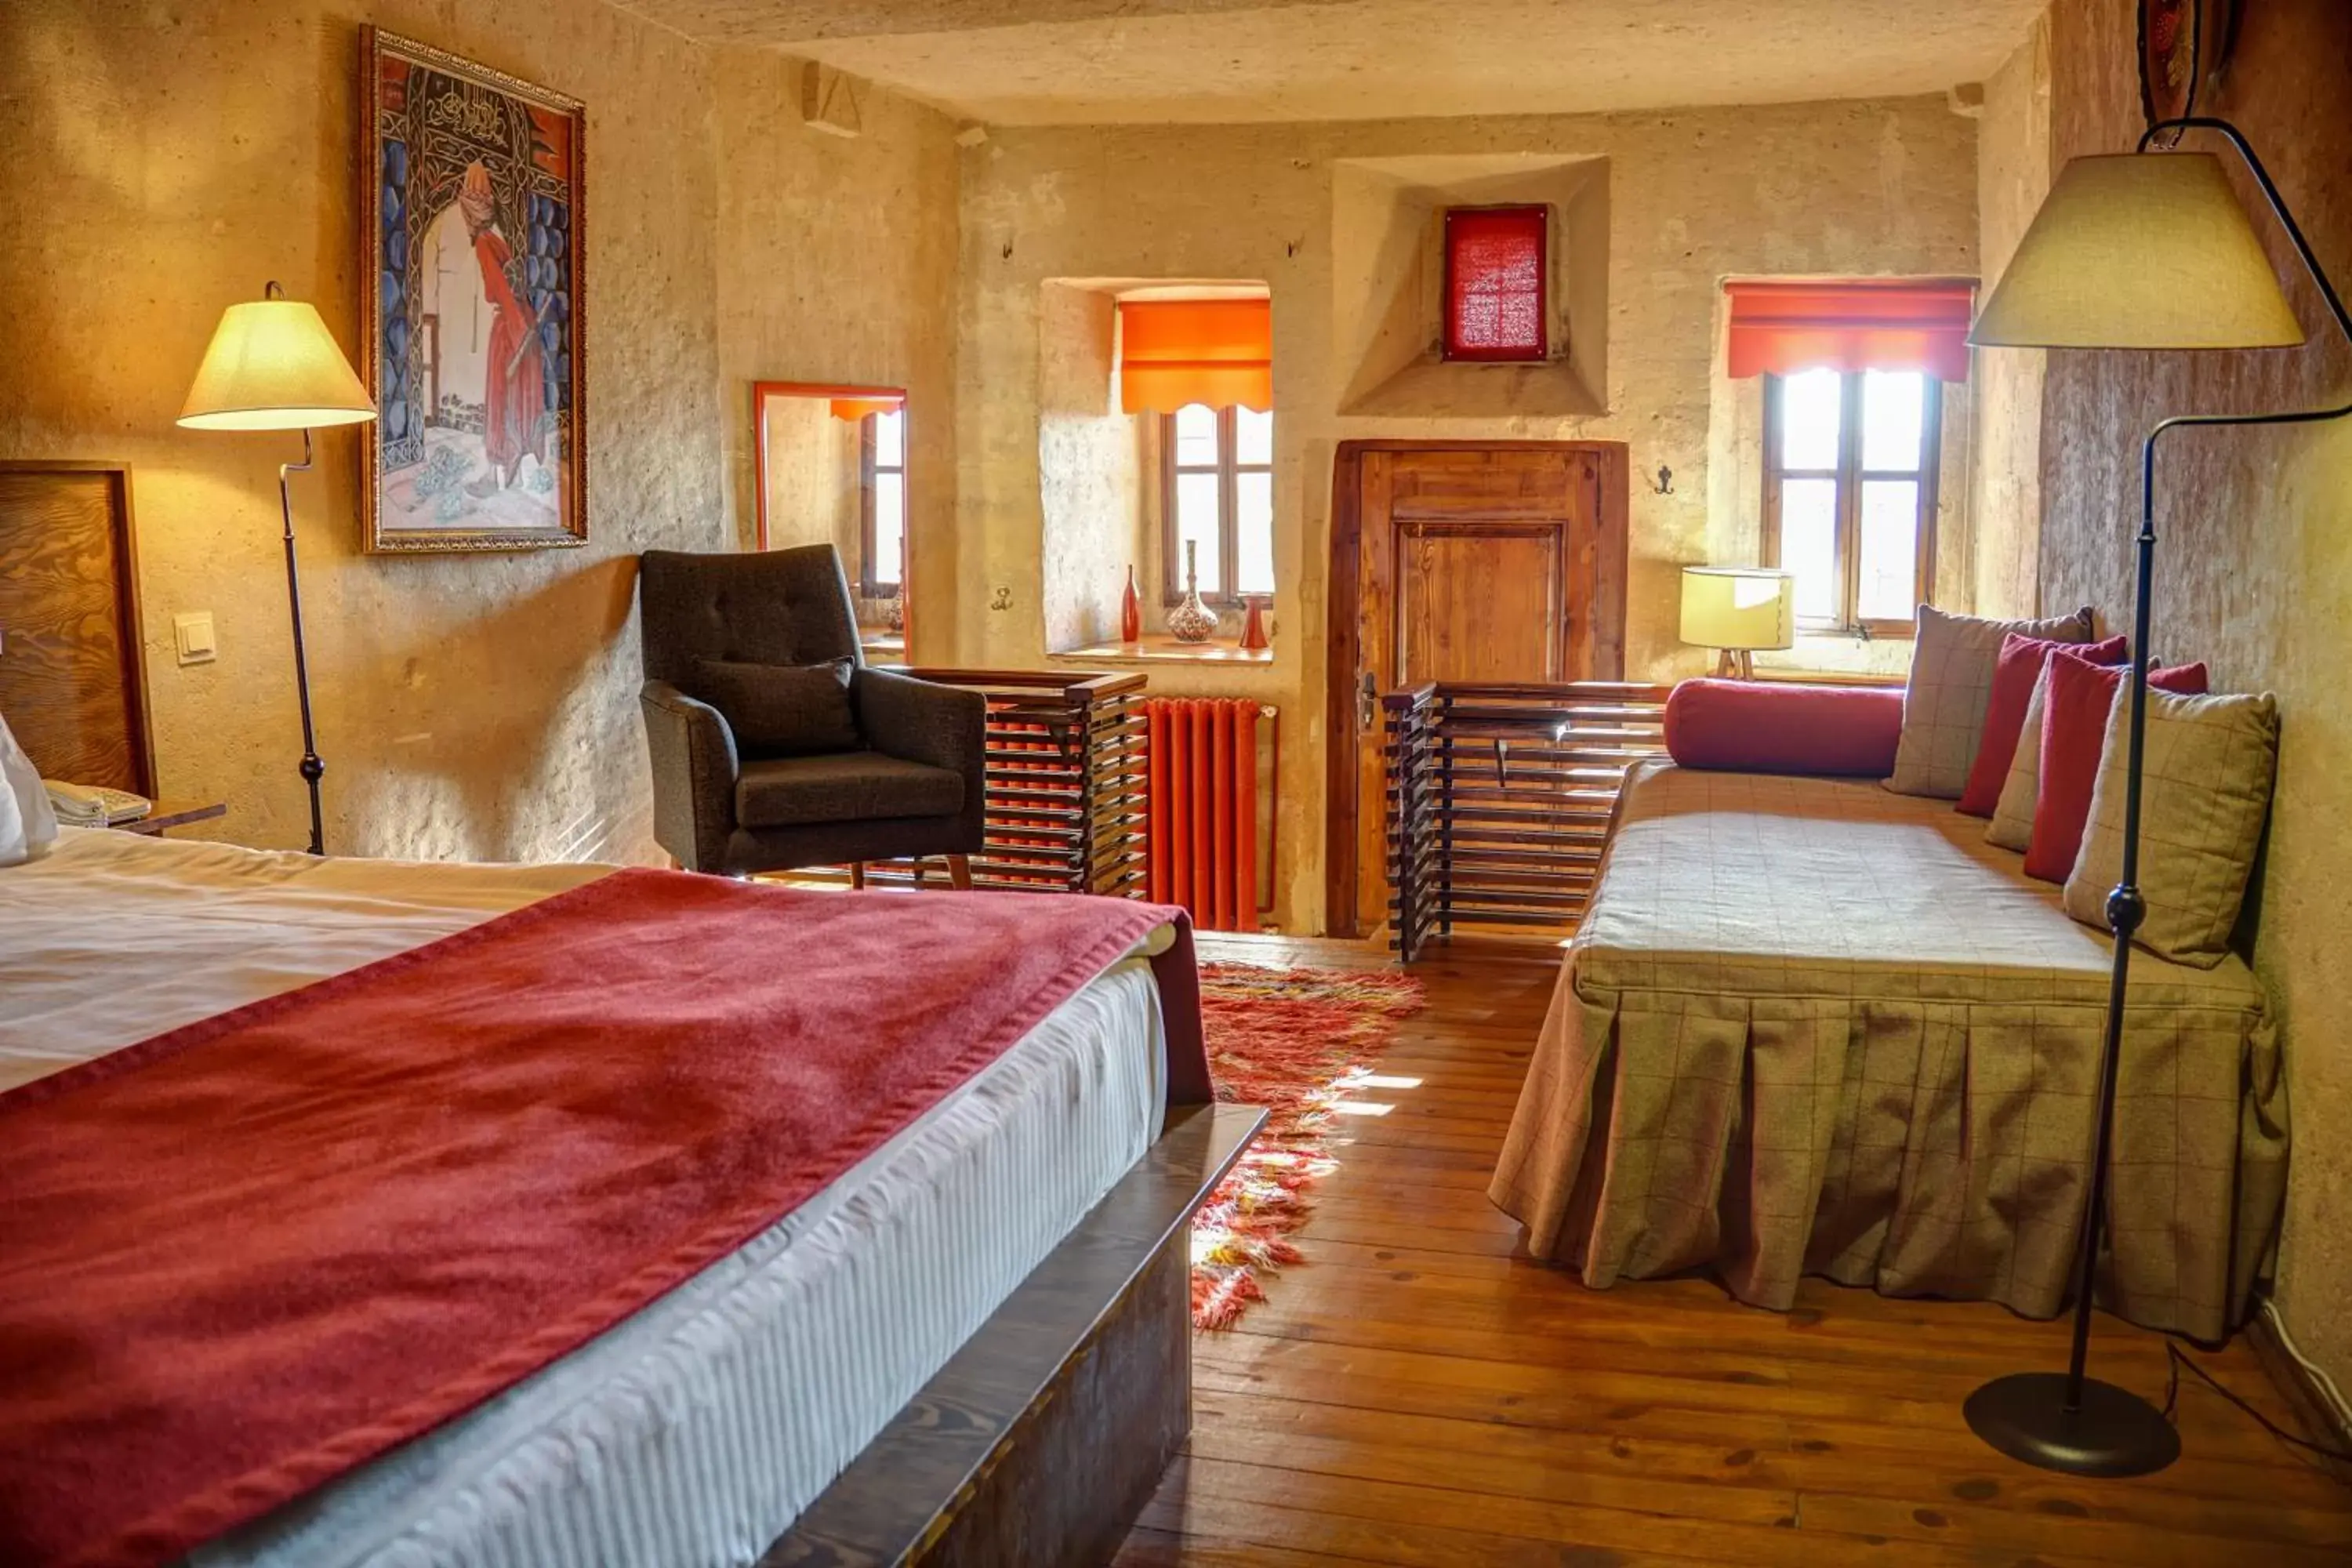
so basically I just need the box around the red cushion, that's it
[2023,650,2210,883]
[1957,632,2129,817]
[1663,679,1904,777]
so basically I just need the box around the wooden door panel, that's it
[0,466,150,793]
[1395,524,1561,686]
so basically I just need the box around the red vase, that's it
[1120,564,1142,643]
[1239,594,1270,652]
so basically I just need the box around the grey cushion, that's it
[695,657,860,757]
[735,753,965,829]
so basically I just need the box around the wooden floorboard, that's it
[1122,934,2350,1566]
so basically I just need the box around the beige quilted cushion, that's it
[1889,604,2095,798]
[1985,665,2051,851]
[2063,688,2279,967]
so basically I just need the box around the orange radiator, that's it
[1143,698,1273,931]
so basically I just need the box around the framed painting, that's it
[360,28,586,552]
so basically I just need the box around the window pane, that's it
[1778,368,1842,470]
[1174,471,1222,594]
[872,407,904,466]
[1780,477,1839,621]
[1857,479,1921,622]
[1860,370,1925,473]
[1236,471,1273,596]
[872,472,905,588]
[1236,405,1272,465]
[1173,404,1218,467]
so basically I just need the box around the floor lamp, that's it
[178,283,377,856]
[1963,118,2352,1477]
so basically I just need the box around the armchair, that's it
[637,546,986,880]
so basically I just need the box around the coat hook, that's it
[1653,464,1674,495]
[1001,240,1014,260]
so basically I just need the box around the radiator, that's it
[1143,698,1275,931]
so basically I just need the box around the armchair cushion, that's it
[694,656,860,757]
[736,753,966,829]
[853,667,987,774]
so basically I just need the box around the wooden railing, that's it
[1384,681,1670,962]
[856,669,1149,897]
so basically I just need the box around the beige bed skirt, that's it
[1486,764,2289,1343]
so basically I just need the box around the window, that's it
[859,406,906,597]
[1762,367,1940,636]
[1161,403,1273,606]
[1443,205,1548,362]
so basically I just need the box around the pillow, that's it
[1888,604,2096,799]
[1663,679,1903,776]
[692,657,861,757]
[1985,666,2053,852]
[1957,632,2127,817]
[2063,688,2278,967]
[0,712,60,868]
[2024,651,2208,883]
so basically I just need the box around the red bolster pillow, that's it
[1663,679,1904,778]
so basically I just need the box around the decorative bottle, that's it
[1167,540,1218,644]
[1238,593,1270,652]
[1120,564,1142,643]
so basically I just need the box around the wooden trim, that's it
[762,1103,1265,1566]
[0,459,154,797]
[2246,1308,2352,1489]
[1323,440,1630,939]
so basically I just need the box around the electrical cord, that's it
[2162,1340,2352,1464]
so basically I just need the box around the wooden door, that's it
[0,463,152,794]
[1327,442,1626,938]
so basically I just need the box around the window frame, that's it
[858,408,906,601]
[1159,405,1273,608]
[1761,368,1942,640]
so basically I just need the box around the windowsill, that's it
[1048,636,1275,668]
[859,631,906,654]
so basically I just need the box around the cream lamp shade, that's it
[1969,153,2306,350]
[1680,566,1795,652]
[179,296,376,431]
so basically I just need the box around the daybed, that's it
[1490,757,2287,1341]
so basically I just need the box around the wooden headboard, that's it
[0,462,154,795]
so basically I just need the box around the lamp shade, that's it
[179,299,376,430]
[1680,566,1795,651]
[1969,153,2306,350]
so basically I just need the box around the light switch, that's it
[175,612,217,666]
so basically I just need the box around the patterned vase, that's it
[1167,541,1218,643]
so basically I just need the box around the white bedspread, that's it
[1,828,1170,1568]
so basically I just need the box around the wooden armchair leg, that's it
[948,854,973,891]
[850,861,866,891]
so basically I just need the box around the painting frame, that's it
[360,27,588,553]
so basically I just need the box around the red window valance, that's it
[1724,279,1977,382]
[1118,298,1272,415]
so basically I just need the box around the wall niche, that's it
[1331,153,1609,419]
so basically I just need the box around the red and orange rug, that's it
[1189,961,1426,1330]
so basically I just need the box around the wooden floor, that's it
[1116,934,2351,1568]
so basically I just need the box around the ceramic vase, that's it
[1167,541,1218,643]
[1120,564,1142,643]
[1238,593,1270,652]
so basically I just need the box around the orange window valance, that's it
[1724,279,1977,382]
[1117,298,1272,415]
[829,395,902,422]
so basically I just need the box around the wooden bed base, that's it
[761,1102,1264,1567]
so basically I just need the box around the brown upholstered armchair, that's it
[637,546,986,880]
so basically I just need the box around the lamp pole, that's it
[1965,115,2352,1479]
[277,425,326,857]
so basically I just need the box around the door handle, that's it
[1358,671,1378,733]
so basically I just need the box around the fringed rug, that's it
[1189,962,1426,1330]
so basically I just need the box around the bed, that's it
[1489,760,2288,1341]
[0,826,1250,1568]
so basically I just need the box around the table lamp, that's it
[1679,565,1794,679]
[179,282,376,856]
[1964,118,2349,1479]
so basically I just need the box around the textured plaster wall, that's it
[1969,13,2052,620]
[0,2,959,859]
[2037,0,2352,1388]
[955,99,1979,931]
[1035,281,1141,654]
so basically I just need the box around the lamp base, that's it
[1713,648,1755,680]
[1964,1373,2180,1477]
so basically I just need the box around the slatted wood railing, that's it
[855,669,1149,896]
[1384,681,1670,962]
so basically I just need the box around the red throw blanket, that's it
[0,870,1207,1568]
